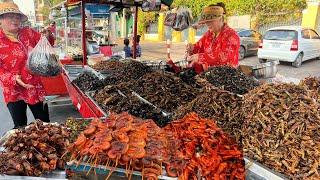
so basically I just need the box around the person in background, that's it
[131,35,141,57]
[0,0,53,128]
[123,38,131,58]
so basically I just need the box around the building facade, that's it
[34,0,46,26]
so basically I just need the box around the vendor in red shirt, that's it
[0,0,52,128]
[187,3,240,73]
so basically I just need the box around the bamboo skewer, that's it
[106,157,119,180]
[86,154,96,176]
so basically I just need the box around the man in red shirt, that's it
[187,3,240,73]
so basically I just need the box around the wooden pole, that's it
[132,6,138,59]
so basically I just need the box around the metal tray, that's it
[0,171,67,180]
[131,91,171,117]
[85,91,109,117]
[245,157,288,180]
[66,161,177,180]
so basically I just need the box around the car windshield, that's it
[264,30,297,41]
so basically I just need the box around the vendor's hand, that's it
[186,43,194,56]
[16,75,34,89]
[41,29,53,39]
[187,54,199,67]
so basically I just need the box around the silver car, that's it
[237,29,262,59]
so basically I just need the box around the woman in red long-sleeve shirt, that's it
[166,3,240,74]
[187,3,240,73]
[0,0,53,128]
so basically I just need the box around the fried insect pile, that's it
[242,83,320,179]
[95,60,153,86]
[199,66,259,95]
[92,84,170,127]
[173,88,243,143]
[0,120,70,176]
[92,60,126,74]
[164,113,245,180]
[133,71,199,112]
[300,76,320,103]
[72,71,105,92]
[66,113,168,179]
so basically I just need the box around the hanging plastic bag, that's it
[172,7,193,31]
[122,0,134,4]
[164,10,177,27]
[27,36,61,77]
[142,0,161,12]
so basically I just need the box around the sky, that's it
[13,0,35,17]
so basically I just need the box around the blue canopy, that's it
[69,3,110,18]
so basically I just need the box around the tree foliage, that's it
[171,0,307,29]
[40,0,65,24]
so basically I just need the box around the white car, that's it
[257,26,320,67]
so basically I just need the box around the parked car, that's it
[258,26,320,67]
[236,29,262,60]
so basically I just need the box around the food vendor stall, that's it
[1,0,320,179]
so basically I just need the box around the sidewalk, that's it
[113,41,187,61]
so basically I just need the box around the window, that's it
[301,30,310,39]
[264,30,298,41]
[309,30,320,39]
[238,30,252,37]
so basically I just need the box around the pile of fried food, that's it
[173,87,243,143]
[66,112,167,180]
[199,66,259,95]
[164,113,245,179]
[0,120,70,176]
[66,112,245,180]
[300,76,320,103]
[92,84,170,127]
[242,83,320,179]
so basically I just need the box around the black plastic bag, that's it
[142,0,161,12]
[172,8,193,31]
[27,36,61,77]
[164,11,176,27]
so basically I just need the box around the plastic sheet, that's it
[165,8,193,31]
[27,36,61,77]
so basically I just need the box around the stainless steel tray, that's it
[245,157,288,180]
[0,171,66,180]
[85,91,109,117]
[66,161,177,180]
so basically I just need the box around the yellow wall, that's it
[188,28,196,43]
[172,31,182,42]
[158,13,165,41]
[302,2,320,29]
[144,34,159,41]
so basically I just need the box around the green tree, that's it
[40,0,65,24]
[170,0,307,29]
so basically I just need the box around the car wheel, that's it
[259,58,266,63]
[239,46,245,60]
[292,53,303,68]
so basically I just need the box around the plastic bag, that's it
[172,8,193,31]
[27,36,61,77]
[142,0,161,12]
[164,11,177,27]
